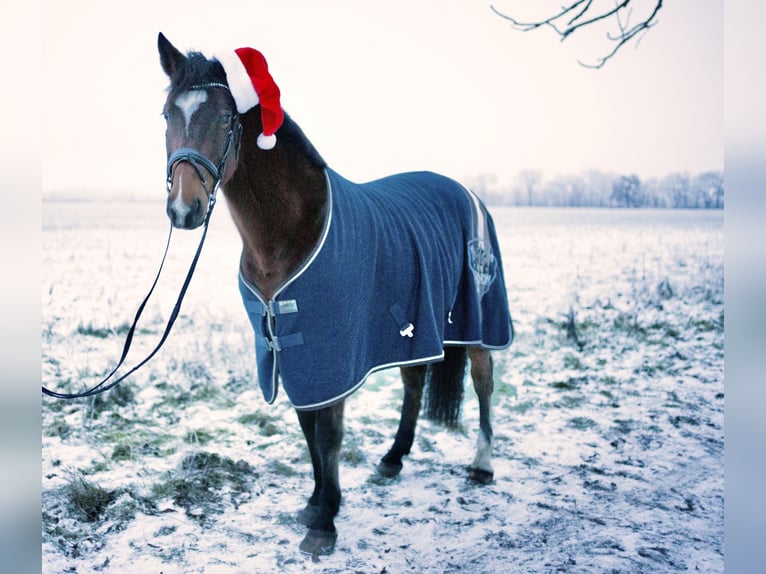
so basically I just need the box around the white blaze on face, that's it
[171,170,190,219]
[175,90,208,135]
[169,89,208,219]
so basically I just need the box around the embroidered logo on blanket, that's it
[468,238,497,297]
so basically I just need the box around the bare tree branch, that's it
[569,1,596,27]
[491,0,663,69]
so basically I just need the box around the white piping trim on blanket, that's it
[253,335,513,412]
[272,169,334,300]
[443,339,513,350]
[294,351,446,411]
[293,335,513,411]
[237,169,334,303]
[238,275,279,403]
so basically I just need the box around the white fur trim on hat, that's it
[215,51,259,113]
[256,133,277,150]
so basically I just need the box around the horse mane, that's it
[273,112,327,170]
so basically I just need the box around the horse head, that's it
[158,33,241,229]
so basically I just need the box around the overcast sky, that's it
[41,0,723,196]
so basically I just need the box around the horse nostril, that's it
[166,202,178,226]
[184,197,203,228]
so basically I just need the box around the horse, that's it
[157,33,513,556]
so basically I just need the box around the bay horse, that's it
[158,33,513,556]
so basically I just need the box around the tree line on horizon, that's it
[469,169,724,209]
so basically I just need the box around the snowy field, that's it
[42,198,724,573]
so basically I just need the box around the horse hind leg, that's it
[378,364,428,477]
[468,347,495,484]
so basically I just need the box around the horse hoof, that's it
[468,466,494,485]
[377,460,403,478]
[297,503,320,527]
[299,528,338,557]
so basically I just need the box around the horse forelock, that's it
[167,51,227,94]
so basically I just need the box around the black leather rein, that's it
[43,92,241,400]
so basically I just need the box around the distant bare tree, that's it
[610,174,643,207]
[491,1,663,68]
[517,168,542,206]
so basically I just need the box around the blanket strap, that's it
[245,298,299,317]
[389,302,415,338]
[267,332,305,352]
[248,298,304,352]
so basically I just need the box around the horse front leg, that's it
[296,408,322,528]
[468,347,495,484]
[295,400,345,556]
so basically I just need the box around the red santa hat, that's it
[215,48,284,150]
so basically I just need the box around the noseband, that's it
[165,83,243,211]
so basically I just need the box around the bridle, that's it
[42,83,243,400]
[165,82,243,215]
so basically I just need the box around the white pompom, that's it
[257,133,277,150]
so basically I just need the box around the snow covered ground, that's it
[42,199,723,573]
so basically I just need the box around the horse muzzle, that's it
[165,147,220,229]
[166,189,206,229]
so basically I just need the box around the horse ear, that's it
[158,32,186,78]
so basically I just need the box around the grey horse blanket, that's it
[239,167,513,410]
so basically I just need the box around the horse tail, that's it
[424,346,468,429]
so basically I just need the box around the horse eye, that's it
[161,111,169,121]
